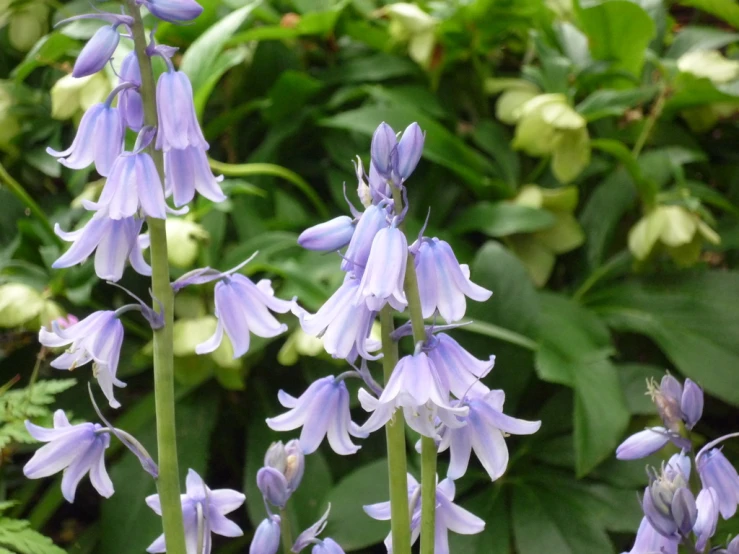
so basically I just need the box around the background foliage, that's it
[1,0,739,552]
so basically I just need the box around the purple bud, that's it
[616,428,671,460]
[73,26,120,78]
[143,0,204,23]
[642,485,678,538]
[395,123,424,181]
[118,52,143,132]
[341,204,389,274]
[648,375,683,431]
[370,122,397,179]
[681,378,703,430]
[283,440,305,492]
[298,216,355,251]
[257,467,290,508]
[264,442,287,473]
[250,517,281,554]
[670,487,697,536]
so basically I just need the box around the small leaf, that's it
[451,202,556,237]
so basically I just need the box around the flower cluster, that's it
[618,374,739,553]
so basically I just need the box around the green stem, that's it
[632,84,667,159]
[380,306,412,554]
[125,4,187,554]
[279,509,293,553]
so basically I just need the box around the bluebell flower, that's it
[142,0,204,23]
[164,146,226,207]
[616,427,690,460]
[52,210,150,282]
[266,376,366,455]
[425,333,494,398]
[39,310,126,408]
[155,70,208,152]
[310,539,345,554]
[257,467,290,508]
[298,216,355,251]
[23,410,113,503]
[295,275,380,361]
[146,469,245,554]
[370,122,425,183]
[73,25,121,78]
[439,389,540,481]
[264,439,304,493]
[647,375,684,431]
[118,52,143,131]
[250,516,281,554]
[395,122,424,181]
[697,440,739,519]
[370,122,398,180]
[623,518,678,554]
[364,474,485,554]
[340,203,389,274]
[413,238,492,323]
[693,487,719,551]
[641,453,692,538]
[355,225,408,311]
[681,378,704,430]
[47,102,124,177]
[358,352,468,438]
[195,273,293,358]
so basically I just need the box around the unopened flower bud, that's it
[395,122,424,181]
[264,441,288,473]
[671,487,697,536]
[370,122,397,179]
[250,516,281,554]
[73,26,120,78]
[143,0,204,23]
[283,439,304,492]
[648,375,683,431]
[298,216,355,251]
[681,378,703,430]
[257,467,290,508]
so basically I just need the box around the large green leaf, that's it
[587,271,739,406]
[449,486,509,554]
[451,203,556,238]
[678,0,739,28]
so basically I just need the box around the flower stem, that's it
[379,305,412,554]
[125,4,187,554]
[279,509,293,553]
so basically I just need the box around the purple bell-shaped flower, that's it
[155,69,208,152]
[164,145,226,207]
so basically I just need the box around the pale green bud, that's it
[165,219,209,269]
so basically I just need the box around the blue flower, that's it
[355,225,408,311]
[118,52,143,131]
[146,469,245,554]
[623,517,678,554]
[250,516,281,554]
[697,443,739,519]
[142,0,204,23]
[164,146,226,207]
[291,506,346,553]
[681,378,704,430]
[257,467,290,509]
[73,25,121,78]
[155,70,208,152]
[616,427,690,460]
[340,203,389,275]
[370,122,425,183]
[694,487,719,551]
[425,332,494,399]
[298,216,355,252]
[23,410,113,503]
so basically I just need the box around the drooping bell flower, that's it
[195,273,293,358]
[164,145,226,207]
[118,52,144,131]
[355,224,408,311]
[439,389,540,481]
[141,0,204,23]
[298,216,355,252]
[52,209,150,282]
[155,69,208,152]
[697,435,739,519]
[623,518,678,554]
[146,469,245,554]
[73,25,122,78]
[413,237,492,323]
[266,376,366,455]
[340,203,389,275]
[39,310,126,408]
[250,516,281,554]
[694,487,719,551]
[426,332,494,398]
[23,410,113,503]
[46,101,124,177]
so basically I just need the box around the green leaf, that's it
[449,486,509,554]
[588,271,739,406]
[192,46,249,117]
[666,25,739,59]
[180,2,260,94]
[576,87,658,121]
[578,0,656,80]
[471,120,520,188]
[12,33,77,82]
[321,459,390,550]
[0,517,65,554]
[264,71,323,123]
[677,0,739,28]
[451,202,556,237]
[618,363,663,415]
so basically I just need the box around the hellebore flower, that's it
[164,146,226,207]
[693,487,719,551]
[39,310,126,408]
[340,203,389,275]
[355,225,408,311]
[118,52,143,131]
[195,273,293,359]
[155,70,208,151]
[23,410,113,503]
[616,427,690,460]
[295,275,380,361]
[146,469,245,554]
[439,389,541,481]
[426,333,494,398]
[298,216,355,251]
[73,25,121,78]
[46,102,124,177]
[142,0,204,23]
[365,475,484,554]
[266,376,366,455]
[697,438,739,519]
[52,210,150,282]
[414,238,492,323]
[681,378,704,430]
[250,516,281,554]
[624,518,678,554]
[264,440,304,493]
[358,352,468,438]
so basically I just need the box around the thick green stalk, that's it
[380,306,412,554]
[279,509,293,553]
[125,4,187,554]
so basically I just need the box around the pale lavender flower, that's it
[195,273,293,359]
[670,487,697,536]
[146,469,245,554]
[623,517,678,554]
[155,70,207,152]
[310,539,345,554]
[641,453,692,538]
[250,516,281,554]
[370,122,398,180]
[370,122,425,183]
[647,374,684,431]
[46,102,124,177]
[681,378,704,430]
[298,216,355,251]
[697,439,739,519]
[365,475,485,554]
[340,203,389,274]
[413,238,491,323]
[439,389,540,481]
[358,352,468,438]
[264,440,304,493]
[292,505,331,552]
[73,25,121,78]
[295,275,380,361]
[266,376,366,455]
[23,410,113,503]
[355,225,408,311]
[142,0,204,23]
[426,333,494,398]
[52,210,150,281]
[39,310,126,408]
[616,427,690,460]
[721,536,739,554]
[164,146,226,207]
[118,52,143,131]
[395,122,425,181]
[694,487,719,551]
[257,467,290,508]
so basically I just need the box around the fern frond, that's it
[0,517,65,554]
